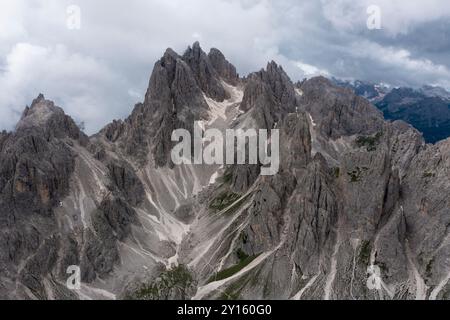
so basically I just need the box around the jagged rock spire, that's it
[15,94,88,144]
[182,41,230,101]
[239,60,298,129]
[208,47,239,85]
[101,42,242,167]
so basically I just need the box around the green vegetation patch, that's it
[356,132,383,152]
[218,273,252,300]
[347,166,368,182]
[240,232,249,245]
[333,167,341,178]
[426,258,435,279]
[359,240,372,265]
[127,265,195,300]
[423,171,435,178]
[210,191,241,211]
[221,170,233,185]
[208,254,260,283]
[236,248,249,262]
[222,193,252,215]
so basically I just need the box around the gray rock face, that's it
[2,43,450,301]
[299,77,384,139]
[107,161,145,206]
[288,154,338,279]
[96,43,238,167]
[208,48,239,85]
[225,62,301,192]
[279,112,312,170]
[121,48,210,166]
[182,42,230,102]
[239,61,297,129]
[0,95,144,298]
[0,96,86,299]
[81,198,138,282]
[184,71,450,301]
[228,164,260,194]
[17,94,89,144]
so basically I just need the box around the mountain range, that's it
[334,79,450,144]
[1,42,450,300]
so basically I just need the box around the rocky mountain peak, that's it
[101,43,212,166]
[17,94,62,130]
[140,45,209,123]
[189,41,203,56]
[265,60,283,73]
[238,59,297,129]
[30,93,46,107]
[15,94,87,144]
[208,47,239,85]
[163,47,179,60]
[182,42,230,101]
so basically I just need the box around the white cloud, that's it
[0,42,132,133]
[295,61,330,77]
[348,40,450,88]
[0,0,450,133]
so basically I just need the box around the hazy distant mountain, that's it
[332,78,391,103]
[375,87,450,144]
[2,43,450,300]
[420,85,450,101]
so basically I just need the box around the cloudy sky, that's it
[1,0,450,134]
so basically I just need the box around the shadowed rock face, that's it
[0,95,87,216]
[182,41,230,102]
[240,61,297,128]
[2,43,450,301]
[0,95,86,299]
[107,161,145,206]
[81,198,138,283]
[208,48,239,85]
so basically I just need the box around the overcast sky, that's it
[1,0,450,134]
